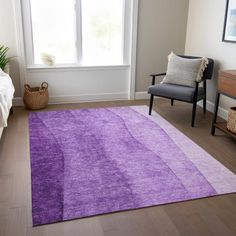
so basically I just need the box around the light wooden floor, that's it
[0,99,236,236]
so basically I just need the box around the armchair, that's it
[148,56,214,127]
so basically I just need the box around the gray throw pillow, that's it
[161,53,208,87]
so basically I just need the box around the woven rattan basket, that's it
[227,107,236,134]
[23,82,49,110]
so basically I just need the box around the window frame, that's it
[21,0,129,68]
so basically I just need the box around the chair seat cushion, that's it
[148,84,205,102]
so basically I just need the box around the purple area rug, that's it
[29,106,236,226]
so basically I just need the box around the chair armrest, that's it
[149,73,166,85]
[150,73,166,77]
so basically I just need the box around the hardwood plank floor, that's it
[0,99,236,236]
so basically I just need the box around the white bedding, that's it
[0,69,15,128]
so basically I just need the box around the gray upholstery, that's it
[148,55,214,127]
[148,84,205,102]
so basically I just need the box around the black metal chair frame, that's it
[148,56,214,127]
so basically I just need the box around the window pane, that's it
[30,0,77,65]
[81,0,124,65]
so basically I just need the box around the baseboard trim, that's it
[13,92,229,121]
[49,93,129,104]
[135,92,150,100]
[198,100,228,121]
[13,97,24,106]
[13,92,129,106]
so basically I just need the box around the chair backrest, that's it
[178,55,214,80]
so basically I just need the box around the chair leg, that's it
[171,99,174,106]
[203,98,206,113]
[191,102,197,127]
[149,95,154,115]
[203,80,207,114]
[211,93,220,135]
[10,107,13,115]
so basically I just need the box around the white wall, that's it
[2,0,234,112]
[1,0,190,102]
[0,0,21,96]
[136,0,189,92]
[25,67,130,103]
[0,0,136,103]
[18,0,137,103]
[185,0,236,110]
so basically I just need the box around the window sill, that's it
[26,64,130,72]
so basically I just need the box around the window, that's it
[30,0,77,64]
[23,0,125,66]
[81,0,124,65]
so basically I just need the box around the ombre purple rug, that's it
[29,106,236,226]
